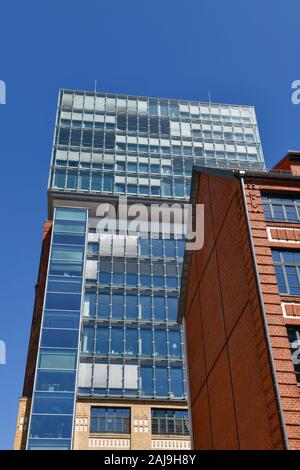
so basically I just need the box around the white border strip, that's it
[281,301,300,319]
[267,226,300,244]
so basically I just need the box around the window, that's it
[262,195,300,223]
[111,327,124,355]
[96,327,109,356]
[45,293,81,311]
[272,250,300,295]
[29,415,73,439]
[112,292,124,319]
[151,409,189,436]
[39,349,77,370]
[166,297,179,322]
[169,330,182,358]
[98,292,110,318]
[32,392,74,415]
[125,328,138,356]
[82,326,94,355]
[154,330,167,357]
[155,366,168,396]
[287,327,300,385]
[140,295,152,320]
[88,242,99,254]
[35,370,76,392]
[126,294,138,320]
[41,329,78,349]
[140,365,153,396]
[170,367,184,397]
[140,329,152,357]
[153,296,165,321]
[90,407,130,434]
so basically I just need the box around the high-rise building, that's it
[178,151,300,449]
[14,90,265,450]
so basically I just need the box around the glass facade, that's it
[27,208,88,450]
[49,91,264,201]
[26,90,265,450]
[78,232,186,399]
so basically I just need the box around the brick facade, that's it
[14,221,52,449]
[180,152,300,449]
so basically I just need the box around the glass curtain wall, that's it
[27,207,88,450]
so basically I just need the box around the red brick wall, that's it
[245,179,300,450]
[22,221,52,397]
[185,173,284,449]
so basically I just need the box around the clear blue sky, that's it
[0,0,299,450]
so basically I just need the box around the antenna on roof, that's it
[208,91,212,104]
[94,80,97,93]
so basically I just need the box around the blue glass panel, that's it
[32,392,74,414]
[156,367,168,396]
[43,311,80,329]
[98,292,110,318]
[153,296,165,321]
[140,329,152,357]
[166,297,179,321]
[41,329,79,349]
[45,293,82,311]
[49,261,83,277]
[111,328,124,355]
[52,233,85,246]
[28,438,71,450]
[140,365,153,396]
[170,367,184,397]
[140,295,152,320]
[47,277,82,293]
[111,293,124,319]
[29,415,73,439]
[51,245,84,262]
[82,326,94,354]
[39,349,77,370]
[125,329,138,357]
[96,327,109,356]
[169,330,182,358]
[56,208,87,221]
[54,220,86,234]
[35,370,76,392]
[126,295,138,320]
[154,330,167,357]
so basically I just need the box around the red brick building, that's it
[178,151,300,450]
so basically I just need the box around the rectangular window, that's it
[262,195,300,223]
[287,327,300,385]
[151,409,189,436]
[272,250,300,295]
[90,407,130,434]
[96,326,109,356]
[111,327,124,356]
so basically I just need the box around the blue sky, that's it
[0,0,299,449]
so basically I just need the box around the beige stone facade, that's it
[13,397,31,450]
[14,397,190,450]
[73,400,190,450]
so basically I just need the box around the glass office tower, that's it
[15,90,265,450]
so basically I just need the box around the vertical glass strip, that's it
[27,207,88,450]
